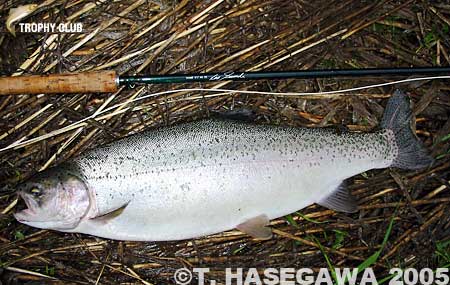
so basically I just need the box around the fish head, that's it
[14,168,90,231]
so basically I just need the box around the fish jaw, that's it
[14,192,39,222]
[13,209,34,223]
[13,193,68,230]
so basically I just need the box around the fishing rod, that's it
[0,67,449,95]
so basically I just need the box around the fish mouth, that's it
[14,192,37,222]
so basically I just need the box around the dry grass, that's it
[0,0,450,284]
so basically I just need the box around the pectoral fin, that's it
[90,202,129,224]
[236,214,272,239]
[318,182,358,213]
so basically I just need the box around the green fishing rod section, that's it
[118,67,450,85]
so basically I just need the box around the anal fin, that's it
[236,214,272,239]
[317,181,358,213]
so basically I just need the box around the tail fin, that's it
[381,90,434,170]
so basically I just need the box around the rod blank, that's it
[118,67,450,85]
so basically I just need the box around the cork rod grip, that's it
[0,71,118,95]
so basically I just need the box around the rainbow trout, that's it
[14,90,433,241]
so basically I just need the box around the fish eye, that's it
[29,187,42,197]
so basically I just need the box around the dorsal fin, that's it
[210,108,256,122]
